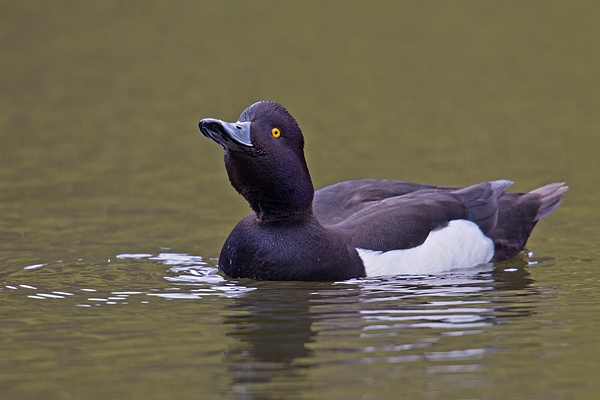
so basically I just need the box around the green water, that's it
[1,1,599,399]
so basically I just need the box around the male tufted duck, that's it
[199,101,567,281]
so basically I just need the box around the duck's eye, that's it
[271,127,281,138]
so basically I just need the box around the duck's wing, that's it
[314,179,457,225]
[324,181,512,252]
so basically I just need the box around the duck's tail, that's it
[530,182,569,221]
[489,182,568,262]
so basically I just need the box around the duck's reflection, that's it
[221,282,329,398]
[221,260,537,397]
[223,283,321,365]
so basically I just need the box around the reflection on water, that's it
[213,258,537,397]
[0,249,583,398]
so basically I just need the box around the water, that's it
[1,1,600,399]
[2,254,598,399]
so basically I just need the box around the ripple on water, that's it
[6,251,541,316]
[4,252,256,307]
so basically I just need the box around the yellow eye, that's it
[271,127,281,138]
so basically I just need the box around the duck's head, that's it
[199,101,314,221]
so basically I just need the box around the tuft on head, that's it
[239,101,297,124]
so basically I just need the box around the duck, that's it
[198,101,567,281]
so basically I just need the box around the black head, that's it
[199,101,314,221]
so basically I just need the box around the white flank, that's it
[357,219,494,276]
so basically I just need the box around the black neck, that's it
[225,151,315,222]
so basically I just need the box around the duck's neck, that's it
[254,198,314,223]
[225,152,315,223]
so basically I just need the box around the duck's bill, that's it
[198,118,253,150]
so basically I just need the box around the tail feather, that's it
[490,182,568,262]
[529,182,569,221]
